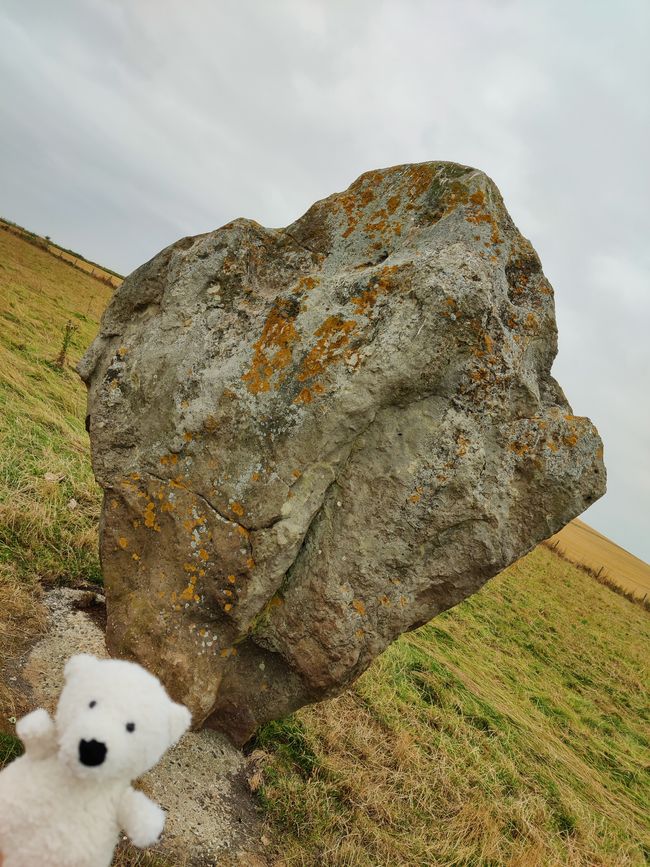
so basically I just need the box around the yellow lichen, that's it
[297,316,357,381]
[242,298,299,394]
[352,599,366,616]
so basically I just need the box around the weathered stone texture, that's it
[79,162,605,744]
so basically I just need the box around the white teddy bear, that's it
[0,653,191,867]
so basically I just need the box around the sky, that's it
[1,0,648,561]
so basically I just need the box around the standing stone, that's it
[79,162,605,744]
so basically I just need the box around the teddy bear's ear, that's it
[64,654,98,680]
[168,701,192,745]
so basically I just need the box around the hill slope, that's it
[0,226,648,866]
[549,518,650,601]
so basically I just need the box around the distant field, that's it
[0,226,648,866]
[549,518,650,602]
[0,217,123,288]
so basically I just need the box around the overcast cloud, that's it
[1,0,648,559]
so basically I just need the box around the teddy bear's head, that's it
[55,654,191,782]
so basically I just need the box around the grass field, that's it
[0,227,648,866]
[0,218,123,288]
[549,519,650,603]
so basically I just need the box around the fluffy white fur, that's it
[0,654,191,867]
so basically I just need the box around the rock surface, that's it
[79,161,605,744]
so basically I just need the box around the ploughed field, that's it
[0,228,648,866]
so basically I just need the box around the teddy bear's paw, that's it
[127,791,166,848]
[16,708,54,743]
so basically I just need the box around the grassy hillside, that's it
[0,228,112,720]
[0,228,112,588]
[0,227,648,866]
[549,518,650,602]
[256,548,649,865]
[0,217,123,286]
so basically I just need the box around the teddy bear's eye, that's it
[89,700,97,708]
[126,722,135,733]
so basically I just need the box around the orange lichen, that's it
[464,188,502,245]
[160,453,178,466]
[404,163,436,198]
[456,435,470,457]
[242,298,299,394]
[546,440,559,452]
[352,599,366,616]
[294,387,313,404]
[250,471,261,482]
[180,579,197,602]
[563,434,578,447]
[339,181,377,238]
[227,574,237,584]
[231,501,245,517]
[143,501,160,532]
[509,441,529,457]
[132,553,140,561]
[117,537,129,550]
[386,194,401,214]
[297,315,357,381]
[198,549,209,561]
[350,265,399,317]
[293,275,320,296]
[246,557,255,570]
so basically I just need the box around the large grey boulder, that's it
[79,162,605,744]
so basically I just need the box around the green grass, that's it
[0,732,23,765]
[0,228,112,589]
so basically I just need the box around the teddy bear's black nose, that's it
[79,738,107,766]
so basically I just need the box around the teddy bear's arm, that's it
[118,787,166,848]
[15,708,58,760]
